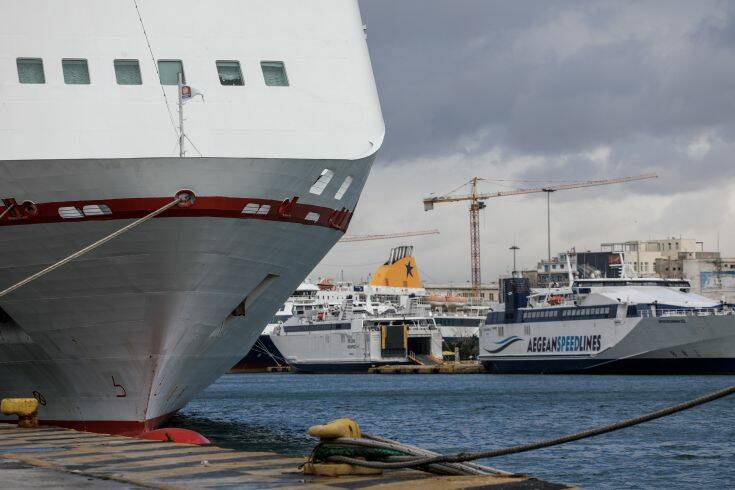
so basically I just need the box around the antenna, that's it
[177,72,185,158]
[509,245,520,277]
[565,252,574,285]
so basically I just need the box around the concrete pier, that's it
[369,361,486,374]
[0,424,569,489]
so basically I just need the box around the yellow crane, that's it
[423,173,658,297]
[339,229,440,243]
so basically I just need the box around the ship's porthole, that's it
[310,169,335,195]
[58,206,84,219]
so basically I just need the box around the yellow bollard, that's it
[1,398,39,428]
[308,418,362,440]
[305,418,383,477]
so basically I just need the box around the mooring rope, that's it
[253,339,287,367]
[317,383,735,471]
[0,196,187,300]
[131,0,180,143]
[0,203,15,221]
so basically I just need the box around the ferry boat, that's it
[270,302,444,373]
[479,277,735,374]
[0,0,383,433]
[266,247,444,372]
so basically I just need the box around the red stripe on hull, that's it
[0,196,353,231]
[35,411,175,436]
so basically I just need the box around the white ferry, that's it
[270,304,443,373]
[479,277,735,374]
[0,0,383,433]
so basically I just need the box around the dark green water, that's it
[170,374,735,489]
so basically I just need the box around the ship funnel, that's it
[370,246,423,289]
[500,277,530,322]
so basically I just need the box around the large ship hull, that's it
[480,314,735,375]
[0,155,374,432]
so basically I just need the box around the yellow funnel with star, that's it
[370,246,423,288]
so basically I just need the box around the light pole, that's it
[509,245,520,277]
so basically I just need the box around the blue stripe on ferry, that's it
[495,335,522,345]
[484,336,524,354]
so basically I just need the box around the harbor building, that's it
[534,237,733,302]
[601,238,702,276]
[660,254,735,303]
[520,270,540,288]
[537,251,622,286]
[424,283,499,303]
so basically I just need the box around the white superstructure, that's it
[0,0,383,432]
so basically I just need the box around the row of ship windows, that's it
[523,306,611,320]
[15,58,289,87]
[58,203,324,222]
[241,203,320,223]
[561,307,611,317]
[57,170,352,221]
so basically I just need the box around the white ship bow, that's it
[0,0,384,432]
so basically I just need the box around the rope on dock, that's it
[0,193,192,300]
[315,383,735,472]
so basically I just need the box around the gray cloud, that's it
[360,0,735,191]
[315,1,735,283]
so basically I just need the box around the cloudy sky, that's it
[313,0,735,285]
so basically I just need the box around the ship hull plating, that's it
[483,358,735,374]
[0,155,374,431]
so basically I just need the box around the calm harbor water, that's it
[171,374,735,489]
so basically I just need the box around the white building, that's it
[424,283,499,303]
[601,238,702,276]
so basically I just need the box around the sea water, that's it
[171,374,735,489]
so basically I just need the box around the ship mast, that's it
[177,72,186,158]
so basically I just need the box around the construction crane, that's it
[339,229,440,243]
[423,173,658,297]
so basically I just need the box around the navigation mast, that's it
[177,72,185,158]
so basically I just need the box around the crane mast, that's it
[469,178,485,298]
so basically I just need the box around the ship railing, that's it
[640,307,733,318]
